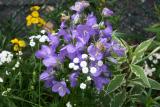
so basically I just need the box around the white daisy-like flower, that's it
[87,76,92,81]
[0,77,3,83]
[82,54,88,59]
[69,63,75,69]
[73,57,79,64]
[97,60,103,66]
[73,65,79,70]
[66,102,72,107]
[40,30,46,34]
[39,35,47,43]
[80,61,87,68]
[82,67,89,74]
[90,67,97,74]
[29,41,36,47]
[80,83,86,89]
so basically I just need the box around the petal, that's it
[43,56,57,67]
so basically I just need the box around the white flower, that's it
[80,83,86,89]
[87,76,92,81]
[90,57,95,61]
[73,57,79,64]
[97,60,103,66]
[29,36,36,39]
[153,53,160,59]
[12,67,15,70]
[80,61,87,68]
[40,30,46,34]
[148,55,153,61]
[90,67,97,74]
[29,41,36,47]
[144,64,155,76]
[0,51,13,65]
[153,59,158,64]
[5,70,10,75]
[18,51,23,55]
[35,35,42,39]
[0,77,3,83]
[73,65,79,70]
[82,54,88,59]
[69,63,75,69]
[82,67,89,74]
[39,35,48,43]
[66,102,72,107]
[15,61,20,68]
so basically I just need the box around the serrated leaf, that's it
[130,64,150,87]
[148,78,160,90]
[132,39,153,64]
[106,74,125,94]
[110,91,126,107]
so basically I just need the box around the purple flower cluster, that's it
[35,1,125,97]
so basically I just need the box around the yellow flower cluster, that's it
[11,38,26,52]
[26,6,46,27]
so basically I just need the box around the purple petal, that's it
[43,56,57,67]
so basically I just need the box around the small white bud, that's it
[0,77,3,83]
[73,57,79,64]
[80,61,87,68]
[73,65,79,70]
[87,76,92,81]
[90,67,97,74]
[40,30,46,34]
[69,63,75,69]
[80,83,86,89]
[82,67,89,74]
[82,54,88,59]
[97,60,103,66]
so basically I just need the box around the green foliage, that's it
[130,64,150,87]
[106,74,125,94]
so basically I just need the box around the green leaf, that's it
[132,39,153,64]
[106,74,125,94]
[110,91,126,107]
[148,78,160,90]
[130,64,150,87]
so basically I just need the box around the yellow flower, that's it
[31,18,39,24]
[27,21,32,26]
[13,45,19,52]
[30,6,40,11]
[39,17,46,25]
[18,40,26,48]
[11,38,26,52]
[11,38,19,44]
[31,11,39,18]
[26,15,32,21]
